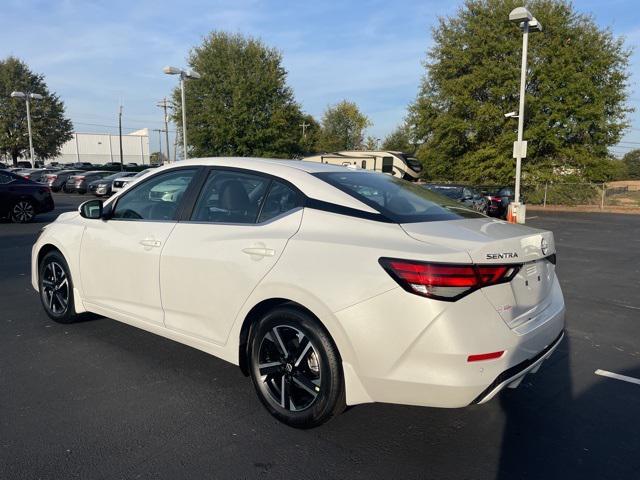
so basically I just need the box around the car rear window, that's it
[314,171,484,223]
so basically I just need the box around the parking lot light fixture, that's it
[508,7,542,223]
[10,90,43,168]
[163,66,201,160]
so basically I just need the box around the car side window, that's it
[257,181,301,223]
[191,170,270,224]
[112,169,196,221]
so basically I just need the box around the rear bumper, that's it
[38,195,55,213]
[472,329,564,404]
[334,277,565,408]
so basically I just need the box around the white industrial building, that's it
[48,128,150,165]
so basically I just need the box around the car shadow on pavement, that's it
[496,335,640,480]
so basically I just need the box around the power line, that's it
[72,121,176,134]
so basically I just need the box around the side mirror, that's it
[79,199,103,219]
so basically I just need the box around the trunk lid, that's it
[401,218,556,328]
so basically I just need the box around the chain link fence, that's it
[522,182,640,209]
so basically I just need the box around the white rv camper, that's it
[303,151,422,181]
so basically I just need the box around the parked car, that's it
[16,161,33,168]
[16,168,59,183]
[88,171,136,197]
[422,184,488,214]
[72,162,95,169]
[32,158,564,428]
[111,168,153,194]
[485,186,516,219]
[0,170,54,222]
[44,170,83,192]
[64,171,113,194]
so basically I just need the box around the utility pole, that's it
[157,97,171,162]
[153,128,163,165]
[300,121,310,138]
[118,102,124,171]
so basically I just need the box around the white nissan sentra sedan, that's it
[32,158,565,428]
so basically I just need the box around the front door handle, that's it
[139,239,162,248]
[242,247,275,258]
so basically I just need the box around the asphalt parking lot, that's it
[1,194,639,480]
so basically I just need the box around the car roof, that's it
[107,157,379,213]
[174,157,348,174]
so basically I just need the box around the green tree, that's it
[299,114,321,156]
[173,32,306,159]
[0,57,73,166]
[317,100,371,152]
[363,135,380,150]
[622,149,640,179]
[382,123,416,154]
[408,0,632,182]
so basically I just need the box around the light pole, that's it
[508,7,542,223]
[157,98,171,162]
[10,91,43,168]
[163,66,201,160]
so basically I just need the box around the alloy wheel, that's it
[257,325,322,412]
[12,201,35,222]
[41,261,70,315]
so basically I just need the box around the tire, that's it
[38,251,79,324]
[248,306,345,428]
[10,199,35,223]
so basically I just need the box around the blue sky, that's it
[1,0,639,156]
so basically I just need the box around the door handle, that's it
[139,239,162,248]
[242,247,275,258]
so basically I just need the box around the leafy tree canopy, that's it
[317,100,371,152]
[0,56,73,166]
[173,32,307,159]
[382,123,417,154]
[622,148,640,179]
[408,0,632,183]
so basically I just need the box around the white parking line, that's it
[595,369,640,386]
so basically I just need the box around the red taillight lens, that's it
[379,258,520,301]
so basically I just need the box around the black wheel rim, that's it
[257,325,322,412]
[41,261,70,315]
[12,201,34,222]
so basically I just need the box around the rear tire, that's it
[38,251,79,324]
[248,306,345,428]
[10,200,35,223]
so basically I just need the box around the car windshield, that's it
[314,171,484,223]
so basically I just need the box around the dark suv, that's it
[484,187,515,219]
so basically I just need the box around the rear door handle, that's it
[139,239,162,248]
[242,247,275,258]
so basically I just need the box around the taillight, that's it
[379,258,520,301]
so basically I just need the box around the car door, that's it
[0,172,14,217]
[160,168,304,344]
[79,167,199,325]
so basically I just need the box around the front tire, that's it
[248,306,345,428]
[38,251,79,324]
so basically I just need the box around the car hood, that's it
[401,217,554,264]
